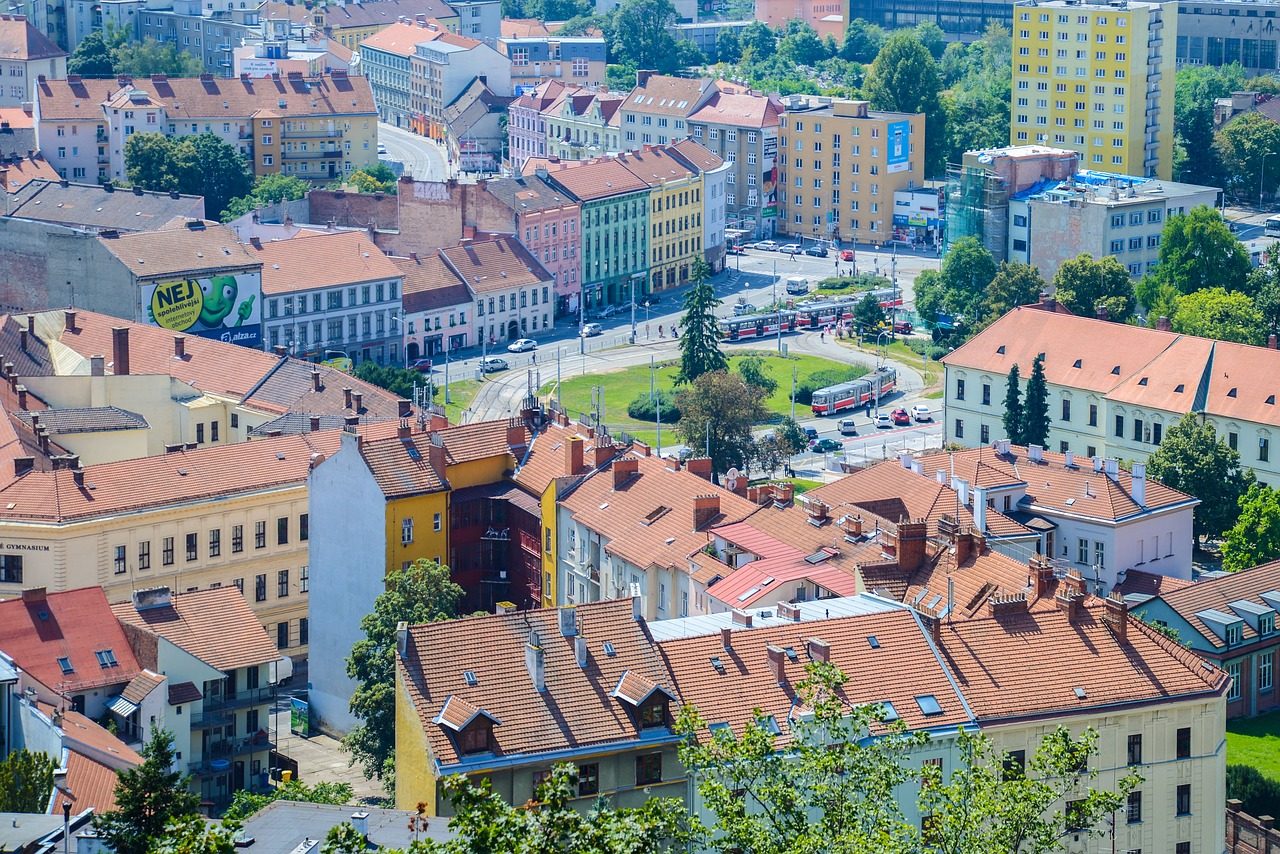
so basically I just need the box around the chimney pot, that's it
[1103,592,1129,643]
[111,327,130,375]
[352,391,363,412]
[526,631,546,691]
[311,369,322,391]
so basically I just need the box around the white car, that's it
[911,405,932,422]
[377,143,388,155]
[753,240,779,251]
[733,302,755,316]
[874,413,893,429]
[581,322,604,337]
[479,356,509,372]
[778,243,803,255]
[507,338,537,353]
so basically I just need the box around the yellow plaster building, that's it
[618,146,705,293]
[1011,0,1176,179]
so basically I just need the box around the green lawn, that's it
[839,338,942,393]
[441,380,481,425]
[538,351,858,447]
[1227,710,1280,780]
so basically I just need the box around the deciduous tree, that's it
[853,290,886,331]
[1001,364,1024,446]
[677,264,727,384]
[1148,205,1253,297]
[1223,484,1280,572]
[92,730,200,854]
[1146,412,1255,546]
[736,353,778,397]
[715,28,742,64]
[223,780,353,822]
[151,816,240,854]
[611,0,680,73]
[1215,111,1280,203]
[1173,64,1245,185]
[113,37,204,78]
[0,749,57,812]
[1171,286,1266,345]
[975,261,1045,330]
[1051,252,1136,322]
[346,560,465,787]
[674,370,769,476]
[839,18,884,63]
[67,31,116,78]
[1021,355,1050,449]
[863,31,947,175]
[222,173,311,222]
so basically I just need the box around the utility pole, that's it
[791,365,797,420]
[556,347,562,406]
[890,245,898,338]
[444,345,451,405]
[652,357,662,457]
[630,277,637,343]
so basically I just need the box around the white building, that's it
[392,252,476,361]
[672,137,729,272]
[441,236,555,345]
[0,15,66,109]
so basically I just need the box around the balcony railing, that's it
[202,686,274,713]
[189,707,236,729]
[188,735,275,776]
[282,149,339,159]
[284,129,342,139]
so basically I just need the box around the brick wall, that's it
[1227,800,1280,854]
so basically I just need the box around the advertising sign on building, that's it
[762,131,778,163]
[886,120,910,174]
[761,167,778,219]
[240,58,279,77]
[143,272,263,349]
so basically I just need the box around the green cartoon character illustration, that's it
[199,275,255,328]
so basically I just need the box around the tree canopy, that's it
[222,173,311,222]
[0,749,57,812]
[1171,286,1267,345]
[914,236,998,329]
[1051,252,1136,323]
[1224,484,1280,572]
[1145,205,1253,299]
[840,18,885,63]
[1146,412,1255,545]
[223,780,354,822]
[345,559,465,787]
[677,263,727,384]
[1215,111,1280,203]
[675,369,769,477]
[124,132,253,221]
[976,262,1046,331]
[1174,63,1246,184]
[1001,364,1024,446]
[611,0,681,73]
[92,730,201,854]
[67,31,117,78]
[1021,354,1050,449]
[863,32,947,175]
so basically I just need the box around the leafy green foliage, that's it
[342,162,400,195]
[775,416,810,455]
[611,0,681,73]
[975,261,1046,331]
[67,31,117,77]
[1146,205,1253,298]
[222,780,354,822]
[222,173,311,222]
[114,37,205,78]
[1021,355,1050,449]
[853,291,886,330]
[715,28,742,64]
[677,264,727,384]
[1146,412,1255,545]
[345,560,465,787]
[93,730,201,854]
[915,237,997,330]
[1227,764,1280,820]
[352,362,434,401]
[737,354,779,396]
[1216,111,1280,203]
[675,370,769,476]
[0,749,58,812]
[840,18,885,63]
[321,822,366,854]
[864,31,947,176]
[414,764,686,853]
[1174,64,1245,184]
[124,132,253,221]
[1001,364,1023,446]
[1224,484,1280,572]
[778,21,827,67]
[625,388,681,422]
[1051,252,1136,323]
[1172,287,1267,345]
[150,816,240,854]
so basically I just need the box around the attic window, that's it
[759,714,782,735]
[1073,686,1087,700]
[602,642,616,657]
[997,345,1006,354]
[879,701,900,722]
[464,670,478,686]
[1110,366,1121,375]
[1269,396,1276,406]
[58,657,74,674]
[1174,384,1185,393]
[915,694,943,716]
[95,649,119,668]
[783,647,799,663]
[1229,388,1238,397]
[1138,377,1148,386]
[867,635,880,649]
[708,721,732,738]
[642,506,671,525]
[1072,359,1082,368]
[710,656,725,673]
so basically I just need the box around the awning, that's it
[106,695,138,718]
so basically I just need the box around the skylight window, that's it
[464,670,478,686]
[58,657,74,674]
[867,636,880,649]
[759,714,782,735]
[879,701,899,722]
[95,649,118,668]
[1072,359,1081,368]
[1073,686,1087,700]
[602,642,616,657]
[997,345,1006,354]
[1174,384,1185,393]
[1110,366,1121,375]
[710,656,725,673]
[708,722,733,739]
[915,694,943,716]
[783,647,799,663]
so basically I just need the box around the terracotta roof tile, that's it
[903,542,1040,620]
[112,586,280,672]
[1,156,60,194]
[622,75,710,118]
[540,157,651,202]
[0,14,66,61]
[97,220,259,279]
[0,587,142,694]
[121,670,165,705]
[500,18,552,38]
[399,598,677,767]
[1112,566,1195,600]
[392,253,474,313]
[1145,560,1280,649]
[168,681,203,705]
[359,431,447,498]
[255,230,402,295]
[58,749,125,813]
[14,406,147,434]
[443,418,524,464]
[439,236,552,294]
[512,422,612,496]
[687,91,782,129]
[328,0,457,30]
[359,19,450,57]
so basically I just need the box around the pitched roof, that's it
[441,78,514,138]
[510,78,569,111]
[687,90,782,129]
[359,19,449,57]
[359,430,448,498]
[112,586,279,672]
[393,254,474,313]
[0,155,59,194]
[667,138,725,173]
[33,77,117,121]
[168,681,203,704]
[439,236,552,294]
[614,146,697,187]
[239,799,458,848]
[657,607,972,744]
[14,406,148,434]
[511,421,612,496]
[0,14,66,61]
[97,220,260,278]
[1113,566,1195,600]
[58,746,131,813]
[500,18,553,38]
[484,173,580,217]
[121,670,165,705]
[254,230,403,294]
[935,597,1229,721]
[562,450,758,573]
[398,598,678,768]
[1145,559,1280,649]
[622,74,711,118]
[0,587,142,693]
[8,180,206,231]
[327,0,458,30]
[540,156,650,202]
[241,358,407,420]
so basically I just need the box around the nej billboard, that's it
[143,271,262,349]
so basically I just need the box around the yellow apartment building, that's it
[1011,0,1176,179]
[617,146,705,293]
[777,97,925,246]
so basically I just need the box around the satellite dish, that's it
[725,467,741,491]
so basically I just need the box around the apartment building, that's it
[443,236,555,343]
[686,88,782,240]
[506,79,562,171]
[541,85,623,164]
[0,14,65,108]
[497,35,606,91]
[136,6,259,77]
[253,229,406,365]
[1175,0,1280,74]
[358,19,426,126]
[312,0,462,49]
[1011,0,1176,180]
[411,32,509,143]
[617,71,717,150]
[483,171,583,314]
[671,137,729,273]
[393,253,474,359]
[778,96,925,246]
[617,145,709,293]
[112,585,281,810]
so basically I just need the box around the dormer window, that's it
[460,725,491,754]
[1227,623,1243,646]
[611,671,675,730]
[639,696,667,728]
[433,696,501,756]
[1262,614,1275,636]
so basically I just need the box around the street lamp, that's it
[1263,151,1280,210]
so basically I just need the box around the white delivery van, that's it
[785,276,809,296]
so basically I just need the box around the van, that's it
[785,276,809,296]
[839,418,858,436]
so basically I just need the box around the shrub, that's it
[627,389,682,423]
[926,346,949,361]
[1227,764,1280,819]
[794,365,869,405]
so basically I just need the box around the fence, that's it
[1228,800,1280,854]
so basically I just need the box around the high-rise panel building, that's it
[1011,0,1175,180]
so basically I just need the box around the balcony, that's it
[282,149,338,159]
[97,155,109,164]
[1147,70,1162,84]
[96,131,108,143]
[188,735,275,776]
[203,685,274,713]
[284,129,342,139]
[189,707,235,730]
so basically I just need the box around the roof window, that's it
[915,695,943,716]
[710,656,725,673]
[867,635,880,649]
[464,670,478,686]
[759,714,782,735]
[95,649,118,668]
[1229,388,1238,397]
[1138,377,1148,386]
[1174,384,1185,393]
[1110,366,1121,375]
[602,641,616,657]
[879,701,899,722]
[58,657,74,674]
[1072,359,1082,368]
[1268,395,1276,405]
[1073,686,1087,699]
[997,345,1006,354]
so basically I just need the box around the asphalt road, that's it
[377,122,451,182]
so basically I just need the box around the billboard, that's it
[761,167,778,219]
[886,120,910,174]
[144,272,262,349]
[239,58,278,77]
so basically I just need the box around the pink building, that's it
[483,171,583,315]
[507,80,571,172]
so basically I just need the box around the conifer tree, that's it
[93,730,200,854]
[1021,355,1051,448]
[1001,363,1024,445]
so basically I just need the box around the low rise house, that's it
[393,252,475,360]
[541,85,623,164]
[0,15,65,109]
[442,236,555,344]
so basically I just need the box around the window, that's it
[402,518,414,544]
[639,698,666,727]
[299,513,308,541]
[1088,404,1098,427]
[433,512,442,532]
[299,617,309,646]
[196,423,204,444]
[1260,654,1273,691]
[277,517,288,545]
[982,383,991,406]
[1227,623,1243,646]
[58,657,74,674]
[1127,790,1142,823]
[578,763,599,796]
[1115,414,1125,437]
[232,525,244,553]
[137,542,150,571]
[1229,432,1239,451]
[1094,541,1105,569]
[185,533,198,561]
[1002,750,1026,779]
[955,419,964,438]
[1228,662,1242,700]
[956,378,965,400]
[1263,437,1271,463]
[209,528,221,557]
[255,521,266,549]
[1065,799,1087,831]
[114,545,127,573]
[461,726,489,753]
[635,752,663,785]
[1176,845,1190,854]
[1127,734,1142,765]
[300,564,309,594]
[1078,538,1089,564]
[163,537,174,566]
[981,424,990,444]
[255,574,267,602]
[278,570,289,598]
[1177,727,1191,759]
[1061,399,1071,421]
[95,649,118,668]
[1176,784,1191,816]
[277,622,289,649]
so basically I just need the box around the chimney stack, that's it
[64,309,76,331]
[111,326,130,375]
[1030,557,1055,599]
[954,528,974,565]
[896,519,928,571]
[311,369,322,391]
[766,645,787,684]
[310,415,321,432]
[693,494,720,530]
[1102,592,1129,643]
[565,435,584,475]
[807,637,830,663]
[398,399,412,418]
[90,355,104,377]
[173,335,185,359]
[1156,315,1172,332]
[611,456,639,488]
[506,418,526,449]
[397,418,411,439]
[685,457,713,481]
[1095,303,1109,322]
[972,485,988,533]
[343,387,353,408]
[15,384,26,410]
[1131,461,1147,507]
[352,391,363,412]
[730,609,753,627]
[427,432,446,477]
[1270,334,1278,350]
[575,635,588,667]
[720,626,732,650]
[525,630,546,691]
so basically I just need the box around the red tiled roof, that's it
[622,74,711,118]
[359,19,449,57]
[58,749,125,814]
[500,18,552,38]
[540,157,651,202]
[1145,560,1280,649]
[2,155,60,193]
[97,220,260,279]
[687,91,781,129]
[112,586,280,672]
[121,670,165,705]
[255,230,402,294]
[0,588,142,694]
[327,0,458,30]
[0,14,66,61]
[439,237,552,295]
[511,421,613,496]
[168,681,203,705]
[393,254,473,314]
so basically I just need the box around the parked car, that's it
[838,418,858,436]
[733,302,755,316]
[479,356,509,372]
[813,437,843,453]
[507,338,537,353]
[597,304,618,318]
[754,239,779,251]
[804,245,829,257]
[778,243,802,255]
[641,293,662,306]
[803,426,819,441]
[581,322,604,337]
[892,320,914,335]
[377,143,388,155]
[728,244,747,255]
[874,413,893,429]
[839,249,855,262]
[891,407,911,426]
[911,405,932,422]
[409,358,433,373]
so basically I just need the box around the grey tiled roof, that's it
[14,406,148,434]
[8,180,206,232]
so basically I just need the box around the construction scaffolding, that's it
[944,162,1009,263]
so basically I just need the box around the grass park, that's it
[1227,710,1280,781]
[538,350,860,448]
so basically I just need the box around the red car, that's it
[410,358,433,373]
[892,320,913,335]
[891,407,911,426]
[839,249,855,262]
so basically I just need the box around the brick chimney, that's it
[397,418,412,439]
[430,410,449,430]
[1095,303,1109,322]
[311,369,322,391]
[1030,557,1055,599]
[693,494,720,530]
[64,309,76,331]
[565,435,584,475]
[15,384,26,409]
[1056,587,1084,623]
[1155,315,1172,332]
[111,326,130,375]
[398,399,412,418]
[685,457,713,481]
[611,456,639,488]
[506,417,526,449]
[720,626,732,650]
[730,609,753,627]
[588,441,615,468]
[1102,592,1129,642]
[806,500,829,523]
[173,335,185,359]
[343,387,353,408]
[896,519,928,571]
[988,592,1030,617]
[427,432,446,477]
[310,415,321,432]
[954,528,974,565]
[352,391,363,412]
[766,645,787,684]
[21,587,47,603]
[807,637,830,663]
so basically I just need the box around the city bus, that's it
[811,367,898,416]
[1266,215,1280,238]
[718,310,798,341]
